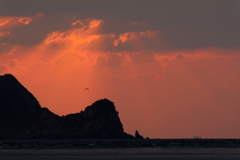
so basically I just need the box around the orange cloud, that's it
[88,19,102,29]
[113,31,158,46]
[0,16,33,39]
[0,32,11,37]
[71,20,83,26]
[43,19,103,47]
[156,48,237,64]
[6,17,160,59]
[0,16,32,29]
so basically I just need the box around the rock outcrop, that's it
[0,74,41,139]
[0,74,41,112]
[60,99,133,139]
[0,74,134,139]
[135,130,145,139]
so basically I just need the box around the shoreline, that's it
[1,139,240,149]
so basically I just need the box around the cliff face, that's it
[0,74,41,138]
[0,74,41,112]
[82,99,124,138]
[60,99,133,139]
[0,74,134,139]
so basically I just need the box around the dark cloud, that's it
[0,0,239,49]
[0,14,74,46]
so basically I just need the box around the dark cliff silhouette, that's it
[0,74,137,139]
[135,130,144,139]
[0,74,41,112]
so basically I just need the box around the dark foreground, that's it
[1,139,240,160]
[1,148,240,160]
[1,139,240,149]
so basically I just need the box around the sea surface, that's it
[1,148,240,160]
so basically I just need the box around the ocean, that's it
[1,148,240,160]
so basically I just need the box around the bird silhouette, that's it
[84,88,90,91]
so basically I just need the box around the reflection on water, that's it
[1,148,240,160]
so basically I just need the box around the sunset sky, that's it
[1,0,240,138]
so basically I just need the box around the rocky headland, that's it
[1,74,240,149]
[0,74,141,139]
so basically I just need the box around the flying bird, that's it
[84,88,90,91]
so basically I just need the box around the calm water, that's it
[1,148,240,160]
